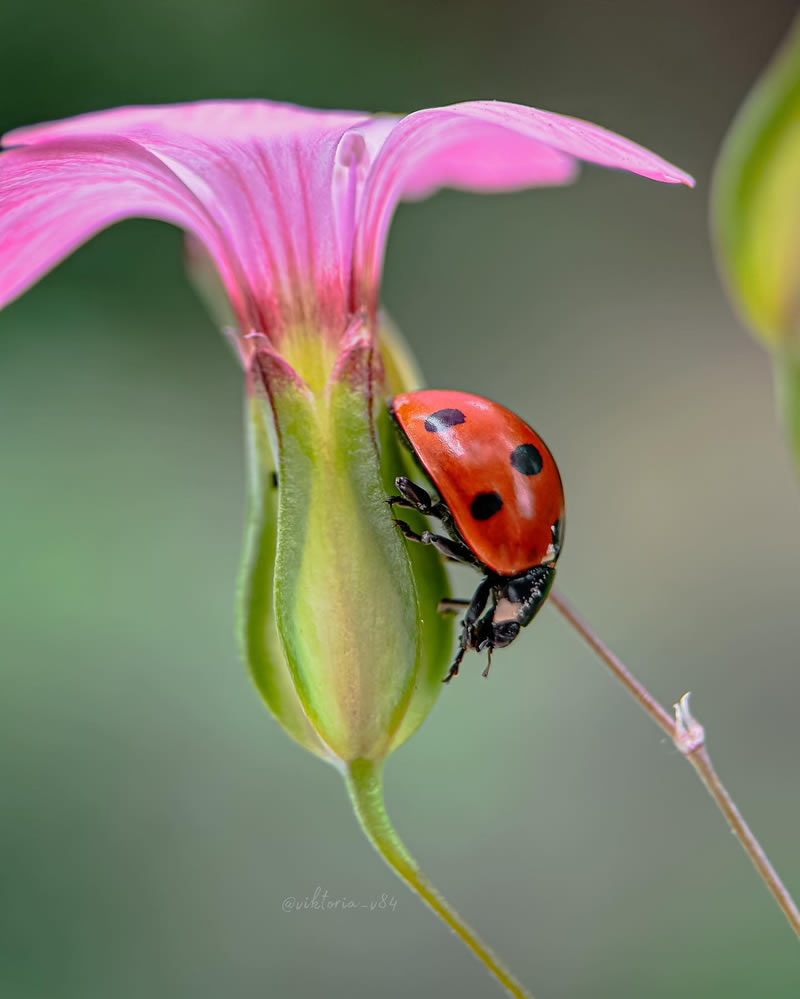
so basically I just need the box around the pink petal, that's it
[4,102,376,339]
[0,135,244,316]
[353,100,694,311]
[2,100,694,343]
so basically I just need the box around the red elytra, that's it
[390,389,564,577]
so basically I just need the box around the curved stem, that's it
[548,589,674,737]
[688,743,800,939]
[345,758,534,999]
[549,587,800,943]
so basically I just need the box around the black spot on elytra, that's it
[510,443,543,476]
[424,408,465,433]
[470,491,503,521]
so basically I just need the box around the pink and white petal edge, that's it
[352,100,694,311]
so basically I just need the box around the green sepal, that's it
[237,391,332,760]
[245,334,419,761]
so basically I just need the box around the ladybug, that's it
[388,389,564,682]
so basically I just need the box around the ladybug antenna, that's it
[481,646,494,679]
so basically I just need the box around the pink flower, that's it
[1,99,693,360]
[0,101,694,996]
[0,97,694,762]
[0,97,694,755]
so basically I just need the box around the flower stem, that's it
[344,758,534,999]
[549,587,800,942]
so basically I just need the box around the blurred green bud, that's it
[713,17,800,351]
[237,315,452,765]
[713,16,800,467]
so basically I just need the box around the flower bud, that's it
[238,316,452,764]
[713,16,800,467]
[713,18,800,351]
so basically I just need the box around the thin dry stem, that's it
[549,588,800,943]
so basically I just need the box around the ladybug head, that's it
[491,620,521,648]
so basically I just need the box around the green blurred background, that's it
[2,1,799,996]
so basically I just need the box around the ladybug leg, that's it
[473,604,500,676]
[443,645,468,683]
[392,519,478,565]
[387,476,433,512]
[387,477,450,521]
[437,598,471,615]
[443,576,493,682]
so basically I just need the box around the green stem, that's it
[344,758,534,999]
[773,351,800,473]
